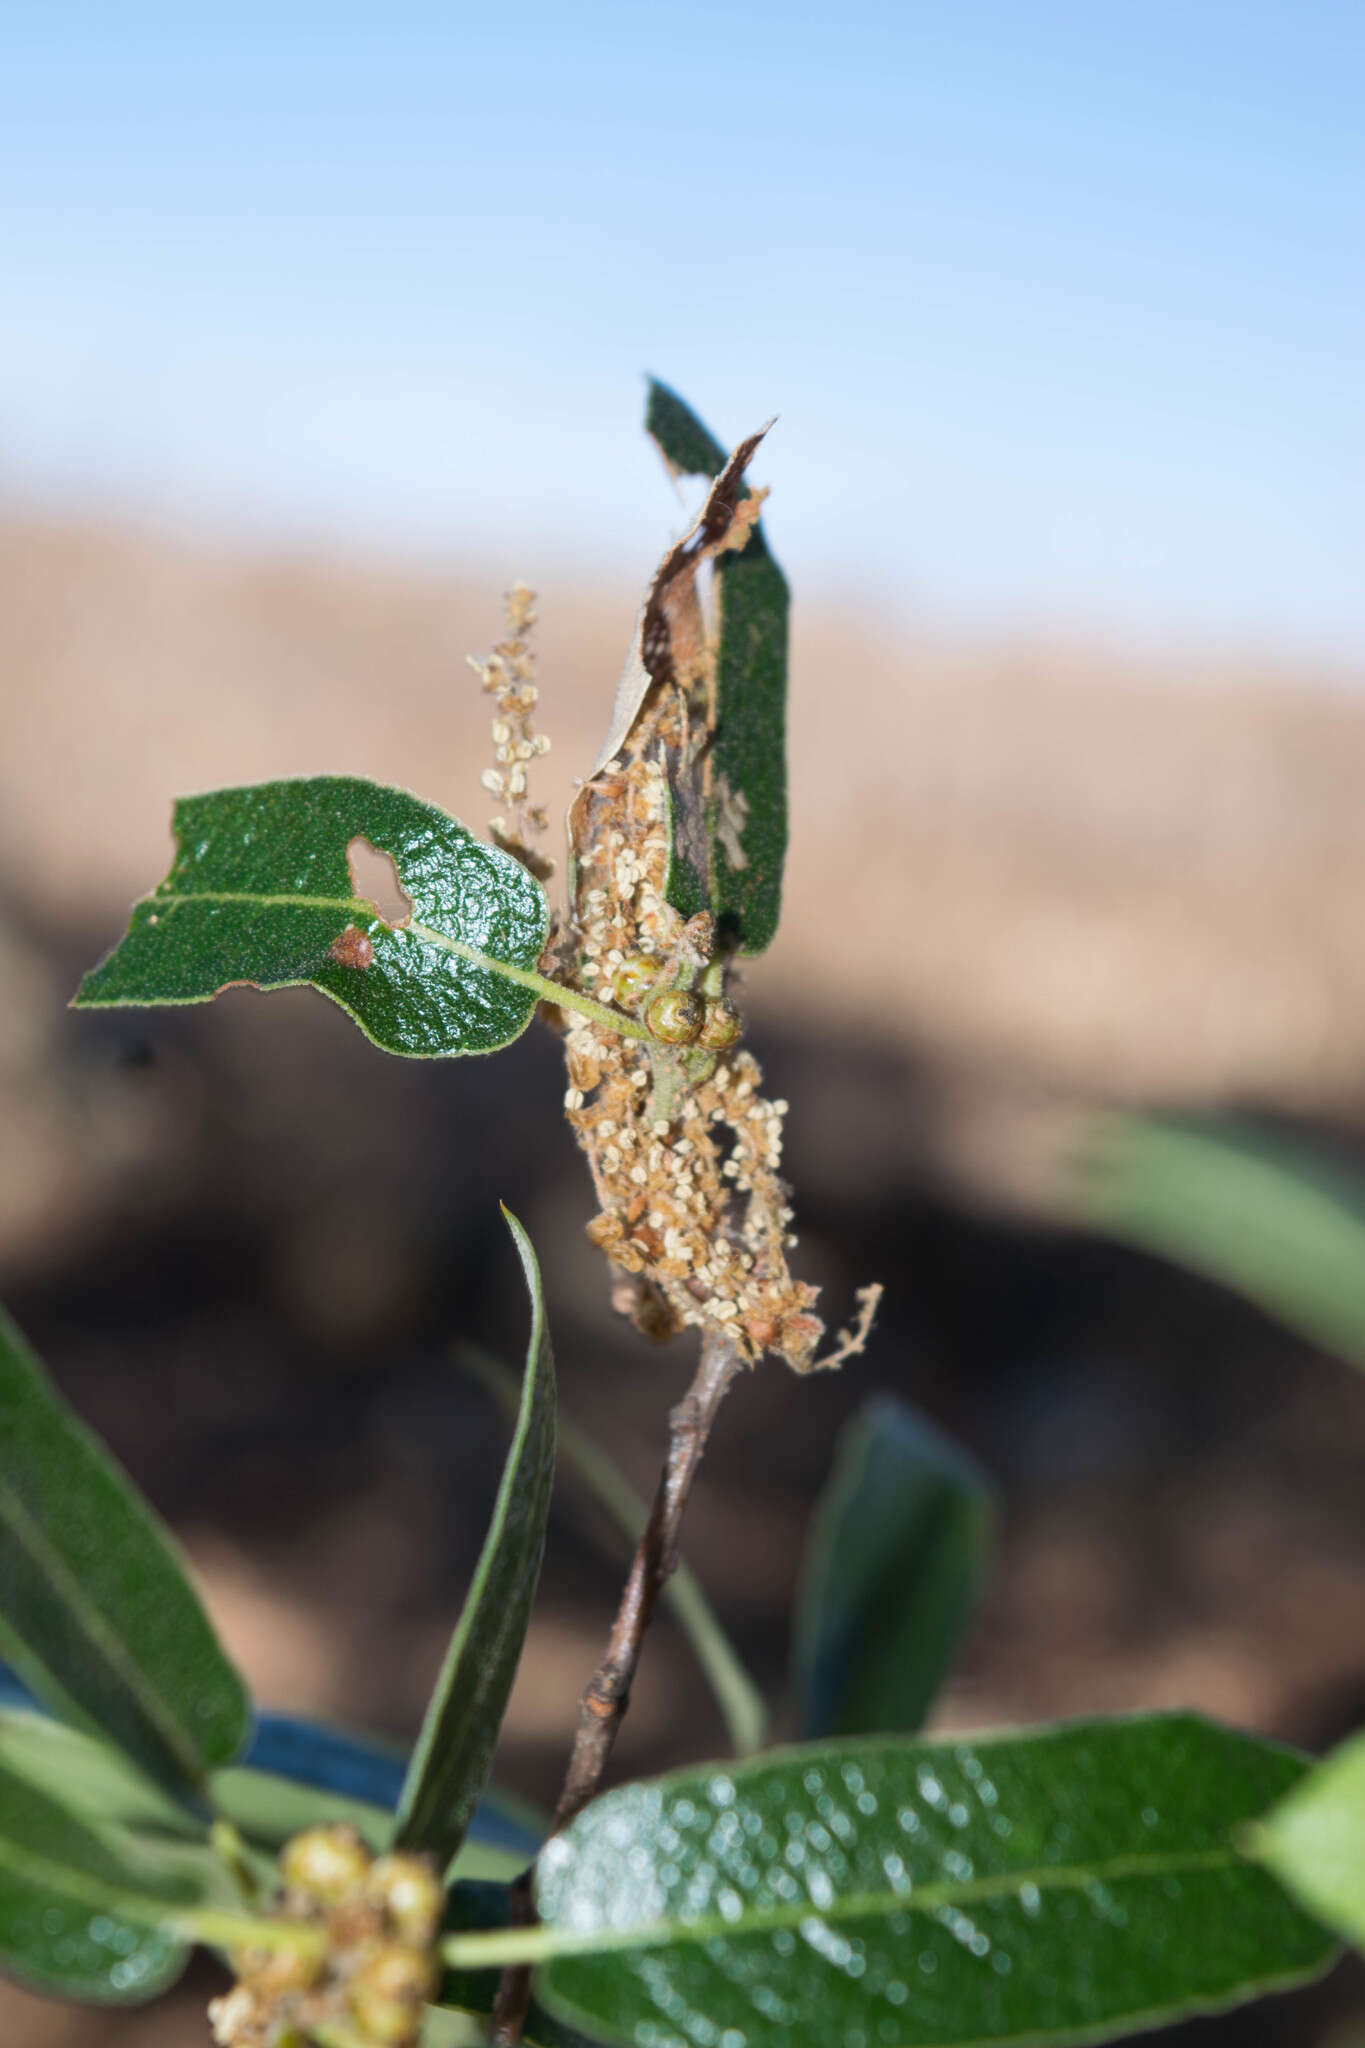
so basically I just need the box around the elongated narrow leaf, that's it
[75,775,550,1057]
[395,1211,556,1869]
[1249,1728,1365,1948]
[0,1755,217,2003]
[1065,1113,1365,1372]
[446,1715,1337,2048]
[0,1305,249,1805]
[460,1346,767,1756]
[646,380,789,955]
[795,1395,994,1738]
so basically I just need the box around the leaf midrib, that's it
[147,891,527,979]
[447,1842,1244,1969]
[0,1469,204,1794]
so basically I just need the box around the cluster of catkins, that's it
[208,1825,442,2048]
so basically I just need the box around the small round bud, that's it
[367,1853,444,1948]
[279,1823,372,1904]
[645,989,705,1045]
[612,955,660,1008]
[348,1944,439,2044]
[696,996,741,1049]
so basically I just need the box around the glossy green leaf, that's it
[795,1396,995,1739]
[440,1714,1336,2048]
[0,1304,249,1806]
[1065,1113,1365,1372]
[459,1346,767,1757]
[646,381,789,956]
[0,1754,219,2004]
[395,1211,556,1870]
[1249,1728,1365,1949]
[75,774,551,1057]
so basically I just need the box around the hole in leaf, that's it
[347,837,413,928]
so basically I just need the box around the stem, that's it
[458,1344,767,1756]
[178,1909,327,1958]
[489,1328,745,2045]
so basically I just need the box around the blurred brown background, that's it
[2,512,1364,2043]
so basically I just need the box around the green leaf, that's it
[0,1303,249,1806]
[1248,1728,1365,1949]
[1064,1113,1365,1373]
[0,1754,218,2004]
[441,1715,1337,2048]
[646,381,789,956]
[794,1396,995,1739]
[210,1763,530,1883]
[459,1346,767,1757]
[0,1706,203,1843]
[395,1210,556,1870]
[74,774,551,1058]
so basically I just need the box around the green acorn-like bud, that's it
[696,996,741,1049]
[612,954,661,1008]
[645,989,705,1045]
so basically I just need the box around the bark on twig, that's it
[489,1329,744,2044]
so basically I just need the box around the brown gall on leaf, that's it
[328,924,375,970]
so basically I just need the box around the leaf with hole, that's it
[395,1210,556,1871]
[441,1714,1338,2048]
[646,379,790,955]
[0,1303,249,1807]
[1248,1727,1365,1950]
[74,774,553,1057]
[795,1395,995,1738]
[0,1754,226,2004]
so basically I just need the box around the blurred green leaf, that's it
[477,1715,1338,2048]
[75,774,550,1057]
[646,381,789,956]
[395,1211,556,1871]
[1249,1728,1365,1949]
[0,1303,249,1807]
[460,1345,767,1757]
[0,1754,223,2004]
[1066,1114,1365,1371]
[795,1395,994,1738]
[0,1706,202,1842]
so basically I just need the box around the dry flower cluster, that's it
[475,510,879,1373]
[469,582,554,882]
[208,1826,442,2048]
[561,744,879,1372]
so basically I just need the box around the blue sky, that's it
[3,2,1361,654]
